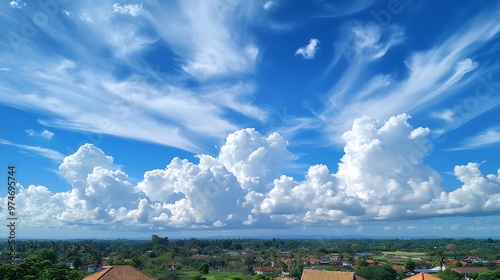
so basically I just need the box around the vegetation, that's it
[0,237,498,279]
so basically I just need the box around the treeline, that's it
[0,237,499,279]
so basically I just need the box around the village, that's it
[1,237,499,279]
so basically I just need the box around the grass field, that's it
[381,251,429,258]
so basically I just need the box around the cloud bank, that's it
[4,115,500,232]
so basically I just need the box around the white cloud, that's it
[451,128,500,150]
[421,162,500,215]
[295,38,320,59]
[319,9,500,143]
[10,0,25,9]
[0,1,267,154]
[218,128,294,191]
[145,1,260,79]
[61,9,72,18]
[79,12,93,23]
[112,3,142,17]
[25,129,54,139]
[3,115,500,232]
[263,1,275,10]
[0,138,64,162]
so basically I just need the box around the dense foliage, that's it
[0,237,498,279]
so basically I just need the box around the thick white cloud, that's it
[218,128,294,191]
[336,114,443,219]
[3,116,500,232]
[422,163,500,215]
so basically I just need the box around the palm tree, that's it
[435,249,446,271]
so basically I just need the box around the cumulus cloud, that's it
[3,116,500,232]
[25,129,54,139]
[295,38,320,59]
[421,162,500,215]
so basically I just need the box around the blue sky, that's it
[1,0,500,239]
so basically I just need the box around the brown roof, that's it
[83,265,155,280]
[451,267,488,274]
[392,264,403,271]
[404,272,442,280]
[301,270,356,280]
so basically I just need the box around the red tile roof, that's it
[451,267,489,274]
[83,265,154,280]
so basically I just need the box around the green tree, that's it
[199,263,209,274]
[32,248,58,263]
[476,270,500,280]
[357,257,368,267]
[253,274,272,280]
[72,257,83,269]
[436,269,461,280]
[356,264,397,280]
[434,249,447,271]
[404,258,416,271]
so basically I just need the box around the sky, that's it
[1,0,500,239]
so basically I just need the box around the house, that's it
[83,265,154,280]
[301,270,362,280]
[320,257,332,265]
[449,260,467,267]
[404,272,442,280]
[253,266,281,275]
[190,254,211,261]
[87,265,107,274]
[451,267,488,278]
[391,264,403,271]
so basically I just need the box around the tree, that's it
[356,264,397,280]
[476,270,500,280]
[433,249,447,271]
[253,274,272,280]
[404,258,416,271]
[436,269,461,280]
[199,263,209,275]
[72,257,83,269]
[357,257,368,267]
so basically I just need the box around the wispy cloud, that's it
[451,128,500,151]
[79,11,93,23]
[0,0,267,153]
[25,129,55,140]
[263,1,275,10]
[295,38,320,59]
[318,7,500,143]
[0,138,64,161]
[315,0,376,18]
[9,0,26,9]
[144,1,260,80]
[112,3,142,17]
